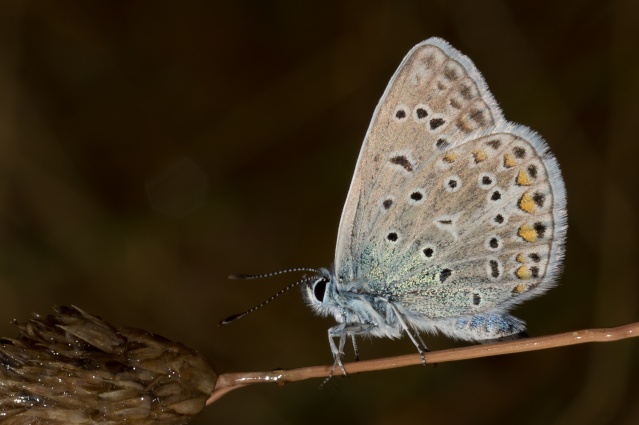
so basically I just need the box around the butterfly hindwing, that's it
[362,131,565,318]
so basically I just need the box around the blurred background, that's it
[0,1,637,424]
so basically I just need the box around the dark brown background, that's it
[1,1,638,424]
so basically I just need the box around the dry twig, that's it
[207,321,639,405]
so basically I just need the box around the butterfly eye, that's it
[313,278,329,302]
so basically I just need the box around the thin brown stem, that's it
[206,321,639,406]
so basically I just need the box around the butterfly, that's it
[223,37,567,375]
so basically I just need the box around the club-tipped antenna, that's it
[219,275,318,326]
[228,267,320,280]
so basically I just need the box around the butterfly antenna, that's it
[219,275,318,326]
[228,267,320,280]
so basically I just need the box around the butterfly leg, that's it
[326,323,377,381]
[414,329,430,363]
[320,331,345,387]
[351,335,360,361]
[388,303,428,363]
[327,329,347,377]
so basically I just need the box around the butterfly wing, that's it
[335,37,504,278]
[334,38,567,321]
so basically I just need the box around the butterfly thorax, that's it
[304,269,405,339]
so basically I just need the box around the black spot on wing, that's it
[439,268,452,283]
[389,155,413,172]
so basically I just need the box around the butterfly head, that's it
[303,269,344,320]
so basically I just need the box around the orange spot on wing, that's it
[516,266,532,280]
[512,283,527,293]
[443,152,457,163]
[519,192,536,213]
[473,150,487,163]
[516,169,532,185]
[503,153,516,168]
[518,224,538,242]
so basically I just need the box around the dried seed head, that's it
[0,305,217,424]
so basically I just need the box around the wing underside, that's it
[334,38,567,318]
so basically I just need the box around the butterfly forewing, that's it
[336,39,502,279]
